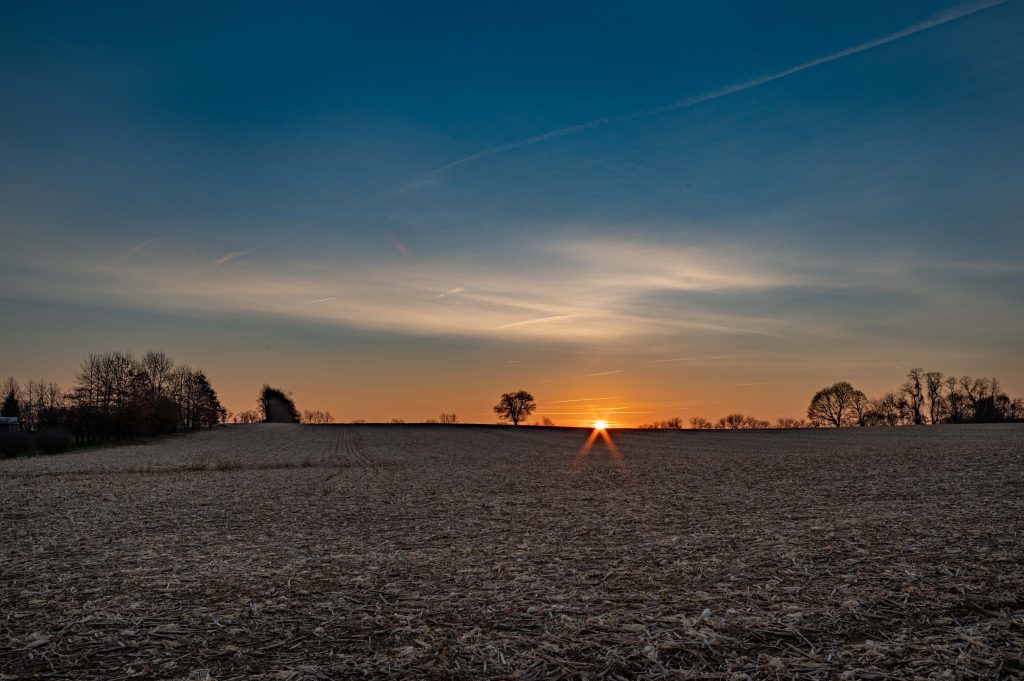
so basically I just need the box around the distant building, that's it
[0,416,20,430]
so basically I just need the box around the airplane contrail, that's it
[416,0,1012,180]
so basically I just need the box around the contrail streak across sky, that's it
[416,0,1012,179]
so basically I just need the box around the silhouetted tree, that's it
[715,413,747,429]
[438,412,458,424]
[493,390,535,426]
[301,409,334,424]
[235,410,261,424]
[139,351,174,401]
[901,368,925,425]
[945,375,968,423]
[29,380,64,432]
[807,381,864,427]
[2,389,19,419]
[689,417,713,430]
[259,385,300,423]
[866,392,907,426]
[851,390,870,427]
[775,417,809,429]
[925,371,945,424]
[742,415,770,429]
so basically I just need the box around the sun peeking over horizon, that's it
[574,419,624,472]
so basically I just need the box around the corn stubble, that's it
[2,423,1023,678]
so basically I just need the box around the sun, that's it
[593,419,608,430]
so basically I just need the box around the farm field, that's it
[2,424,1023,679]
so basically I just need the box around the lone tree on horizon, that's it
[494,390,536,426]
[259,385,300,423]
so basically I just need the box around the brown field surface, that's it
[2,424,1023,679]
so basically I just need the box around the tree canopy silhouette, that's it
[807,381,866,427]
[493,390,536,426]
[259,385,300,423]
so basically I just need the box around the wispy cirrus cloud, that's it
[212,248,257,267]
[99,238,158,272]
[6,230,976,351]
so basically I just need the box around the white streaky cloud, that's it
[648,354,754,363]
[14,232,879,344]
[413,0,1011,180]
[438,287,465,298]
[550,396,620,403]
[99,238,158,272]
[212,248,257,267]
[586,370,624,377]
[491,315,575,330]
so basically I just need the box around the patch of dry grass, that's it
[1,424,1023,678]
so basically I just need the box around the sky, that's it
[1,0,1022,426]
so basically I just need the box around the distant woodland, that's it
[3,358,1023,458]
[641,368,1024,429]
[2,351,224,456]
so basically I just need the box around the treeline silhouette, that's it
[639,415,775,430]
[638,369,1022,430]
[807,369,1024,427]
[1,351,225,457]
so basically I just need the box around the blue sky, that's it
[1,1,1022,423]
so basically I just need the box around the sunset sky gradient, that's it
[2,1,1022,425]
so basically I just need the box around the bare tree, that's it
[235,410,261,424]
[715,413,747,429]
[944,376,967,423]
[689,417,713,430]
[924,371,945,424]
[638,417,684,429]
[851,389,870,427]
[867,392,906,426]
[139,351,175,400]
[901,368,925,425]
[438,412,458,424]
[807,381,863,427]
[493,390,535,426]
[742,415,770,429]
[775,417,808,429]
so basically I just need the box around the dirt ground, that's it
[2,424,1023,679]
